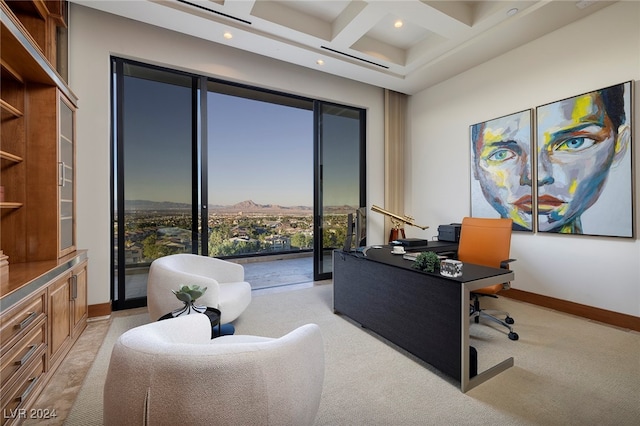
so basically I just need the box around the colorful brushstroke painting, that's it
[470,110,533,231]
[536,81,633,237]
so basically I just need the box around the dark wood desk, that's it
[333,244,514,392]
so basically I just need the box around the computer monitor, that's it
[355,207,366,246]
[343,213,354,252]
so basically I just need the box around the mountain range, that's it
[124,199,354,214]
[125,199,311,214]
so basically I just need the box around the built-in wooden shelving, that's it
[0,202,22,209]
[0,98,23,117]
[0,150,23,163]
[1,2,87,424]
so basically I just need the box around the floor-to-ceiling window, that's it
[112,59,197,310]
[206,82,314,259]
[315,102,366,280]
[112,58,365,309]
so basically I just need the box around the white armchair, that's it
[147,253,251,323]
[103,314,325,426]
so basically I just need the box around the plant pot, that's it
[171,301,207,317]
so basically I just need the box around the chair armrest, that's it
[499,258,516,290]
[500,258,517,269]
[201,257,245,283]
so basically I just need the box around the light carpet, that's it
[66,284,640,425]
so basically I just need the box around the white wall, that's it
[69,5,386,306]
[407,1,640,316]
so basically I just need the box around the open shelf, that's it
[0,202,23,209]
[1,58,23,82]
[0,150,23,163]
[0,98,23,117]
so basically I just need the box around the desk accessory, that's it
[391,246,406,254]
[440,259,463,277]
[437,223,461,242]
[371,204,429,242]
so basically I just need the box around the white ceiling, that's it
[71,0,616,95]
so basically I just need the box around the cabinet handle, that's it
[18,376,39,403]
[71,275,78,299]
[18,345,38,366]
[17,312,37,330]
[59,162,66,187]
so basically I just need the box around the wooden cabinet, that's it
[0,290,46,361]
[70,261,87,337]
[0,349,46,426]
[0,252,87,426]
[48,259,86,369]
[0,2,87,423]
[1,0,77,265]
[0,288,47,426]
[58,95,75,256]
[47,274,71,368]
[2,82,77,263]
[1,57,27,264]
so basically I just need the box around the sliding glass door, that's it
[314,102,366,280]
[112,59,366,308]
[112,59,198,310]
[205,81,314,259]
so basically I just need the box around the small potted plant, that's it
[411,251,440,273]
[171,284,208,317]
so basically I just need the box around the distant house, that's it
[229,236,256,243]
[231,226,250,238]
[125,246,143,264]
[265,235,291,250]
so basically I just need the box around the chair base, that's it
[470,295,519,341]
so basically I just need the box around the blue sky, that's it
[208,93,313,206]
[122,75,360,208]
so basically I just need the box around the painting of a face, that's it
[470,82,632,237]
[471,110,532,230]
[536,83,631,235]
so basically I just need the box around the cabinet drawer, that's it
[0,291,46,356]
[0,348,46,426]
[0,319,46,388]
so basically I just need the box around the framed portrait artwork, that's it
[469,110,534,232]
[535,81,633,237]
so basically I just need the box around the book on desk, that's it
[402,252,450,261]
[391,238,428,247]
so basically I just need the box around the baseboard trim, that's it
[88,302,112,318]
[501,288,640,332]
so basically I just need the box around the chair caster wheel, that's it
[508,332,519,341]
[505,316,515,325]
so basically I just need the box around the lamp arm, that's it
[371,205,429,230]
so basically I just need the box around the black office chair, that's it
[457,217,519,341]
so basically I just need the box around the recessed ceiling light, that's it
[316,59,324,65]
[394,20,403,29]
[223,32,233,40]
[506,8,519,17]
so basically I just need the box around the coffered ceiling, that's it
[71,0,615,94]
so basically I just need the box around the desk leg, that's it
[460,286,514,392]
